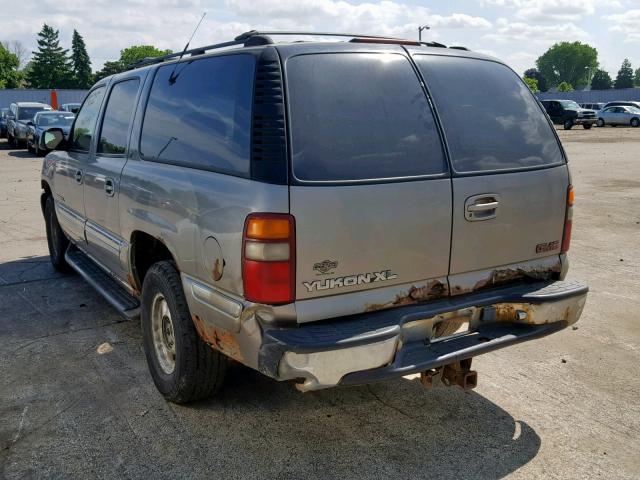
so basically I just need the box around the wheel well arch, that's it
[40,181,52,214]
[129,231,177,293]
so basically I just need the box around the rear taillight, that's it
[561,185,574,253]
[242,213,295,304]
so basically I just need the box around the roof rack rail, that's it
[124,30,465,71]
[235,30,410,42]
[449,46,469,51]
[420,41,447,48]
[125,38,246,70]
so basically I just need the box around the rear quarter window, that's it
[415,55,564,174]
[140,54,254,176]
[286,53,446,182]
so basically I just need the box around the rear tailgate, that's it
[284,51,452,321]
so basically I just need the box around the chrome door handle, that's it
[104,178,115,197]
[467,201,499,212]
[74,169,83,184]
[465,194,500,221]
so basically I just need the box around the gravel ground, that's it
[0,126,639,479]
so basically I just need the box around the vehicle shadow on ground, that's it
[186,359,541,479]
[6,150,34,158]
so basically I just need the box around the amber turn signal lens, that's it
[245,216,291,240]
[567,185,574,206]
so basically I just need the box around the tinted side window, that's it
[98,79,140,154]
[140,54,254,176]
[287,53,446,182]
[415,56,564,173]
[71,87,106,152]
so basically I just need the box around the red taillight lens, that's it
[561,185,573,253]
[242,213,295,304]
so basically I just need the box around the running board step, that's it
[65,246,140,319]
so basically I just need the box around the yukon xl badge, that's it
[313,259,338,275]
[303,270,398,292]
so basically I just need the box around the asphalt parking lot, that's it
[1,128,639,480]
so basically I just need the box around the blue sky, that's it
[1,0,638,76]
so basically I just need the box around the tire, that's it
[563,119,573,130]
[597,118,605,127]
[141,261,227,404]
[582,123,592,130]
[631,118,640,128]
[44,195,71,272]
[7,133,14,146]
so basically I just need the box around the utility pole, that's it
[418,25,430,42]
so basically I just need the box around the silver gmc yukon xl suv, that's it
[40,32,588,403]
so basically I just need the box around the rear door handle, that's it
[104,178,115,197]
[74,169,83,184]
[467,201,499,212]
[465,194,500,221]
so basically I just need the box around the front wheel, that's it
[44,195,71,272]
[141,261,227,404]
[597,118,605,127]
[563,119,574,130]
[631,118,640,128]
[583,123,592,130]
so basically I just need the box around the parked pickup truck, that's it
[540,99,597,130]
[40,31,588,403]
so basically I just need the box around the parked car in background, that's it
[26,111,75,155]
[603,101,640,110]
[0,108,9,138]
[540,99,596,130]
[40,32,587,403]
[597,105,640,128]
[7,102,52,147]
[580,102,605,112]
[59,103,82,114]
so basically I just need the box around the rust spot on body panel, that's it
[126,274,141,296]
[451,263,562,296]
[192,314,243,362]
[364,279,448,313]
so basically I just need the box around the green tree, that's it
[590,69,613,90]
[26,24,73,88]
[523,76,539,93]
[119,45,172,68]
[93,60,125,82]
[536,41,598,89]
[0,43,22,88]
[614,58,634,89]
[524,68,547,92]
[70,30,92,88]
[635,67,640,87]
[557,81,573,92]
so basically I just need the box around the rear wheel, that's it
[597,118,605,127]
[141,261,227,404]
[563,119,573,130]
[582,123,592,130]
[631,118,639,128]
[44,195,71,272]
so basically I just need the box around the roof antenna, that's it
[169,12,206,84]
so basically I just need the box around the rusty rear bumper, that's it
[259,280,588,391]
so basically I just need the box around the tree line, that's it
[0,24,172,89]
[522,41,640,93]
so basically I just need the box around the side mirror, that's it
[26,121,34,126]
[43,128,66,151]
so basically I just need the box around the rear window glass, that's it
[140,54,254,176]
[287,53,446,182]
[415,56,564,173]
